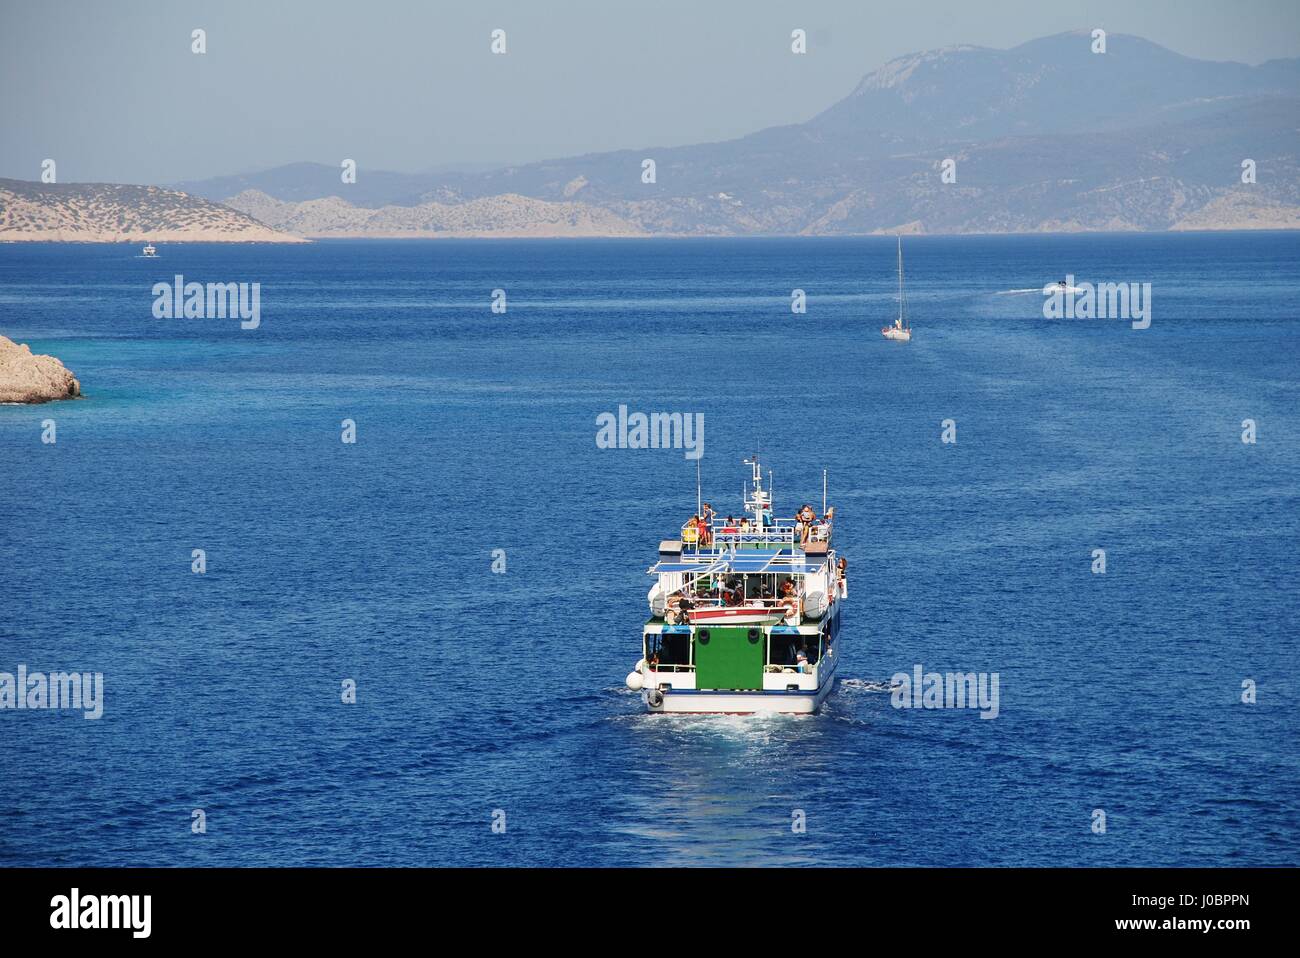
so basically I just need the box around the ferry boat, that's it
[141,243,157,257]
[626,457,846,714]
[881,236,912,342]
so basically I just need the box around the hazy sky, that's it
[3,0,1298,184]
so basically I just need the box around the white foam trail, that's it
[838,678,897,694]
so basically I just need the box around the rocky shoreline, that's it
[0,335,81,403]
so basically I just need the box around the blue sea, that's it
[1,234,1297,867]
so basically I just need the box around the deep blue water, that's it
[1,234,1297,867]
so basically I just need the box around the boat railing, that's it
[804,521,832,543]
[680,523,831,552]
[682,521,796,549]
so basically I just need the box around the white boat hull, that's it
[882,328,912,342]
[644,655,839,715]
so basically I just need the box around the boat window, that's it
[768,635,800,666]
[766,633,821,667]
[660,632,691,665]
[647,632,692,667]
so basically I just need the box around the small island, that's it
[0,335,81,403]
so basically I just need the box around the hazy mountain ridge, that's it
[29,31,1300,237]
[0,180,305,243]
[229,189,644,237]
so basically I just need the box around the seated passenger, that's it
[777,579,801,617]
[682,516,699,545]
[812,506,834,542]
[665,590,694,624]
[795,648,810,673]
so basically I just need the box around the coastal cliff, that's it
[0,335,81,403]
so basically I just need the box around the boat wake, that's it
[837,678,898,694]
[998,285,1085,295]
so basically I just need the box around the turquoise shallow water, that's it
[1,234,1297,866]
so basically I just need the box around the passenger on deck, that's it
[665,590,694,624]
[697,512,713,548]
[682,515,700,546]
[797,504,817,543]
[836,556,847,598]
[777,579,801,617]
[796,648,810,674]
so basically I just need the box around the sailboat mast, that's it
[897,236,905,329]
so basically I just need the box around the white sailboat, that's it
[881,236,912,342]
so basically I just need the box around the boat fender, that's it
[646,688,664,708]
[626,671,644,691]
[803,591,827,620]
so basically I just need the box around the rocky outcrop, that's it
[0,335,81,403]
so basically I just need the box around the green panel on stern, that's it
[694,626,764,691]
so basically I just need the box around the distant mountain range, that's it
[6,31,1299,240]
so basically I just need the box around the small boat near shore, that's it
[141,243,157,257]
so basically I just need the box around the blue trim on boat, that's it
[666,687,820,696]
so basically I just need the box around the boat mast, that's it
[897,236,907,330]
[822,469,827,515]
[695,457,702,518]
[744,456,765,524]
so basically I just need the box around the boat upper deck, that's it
[649,521,835,577]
